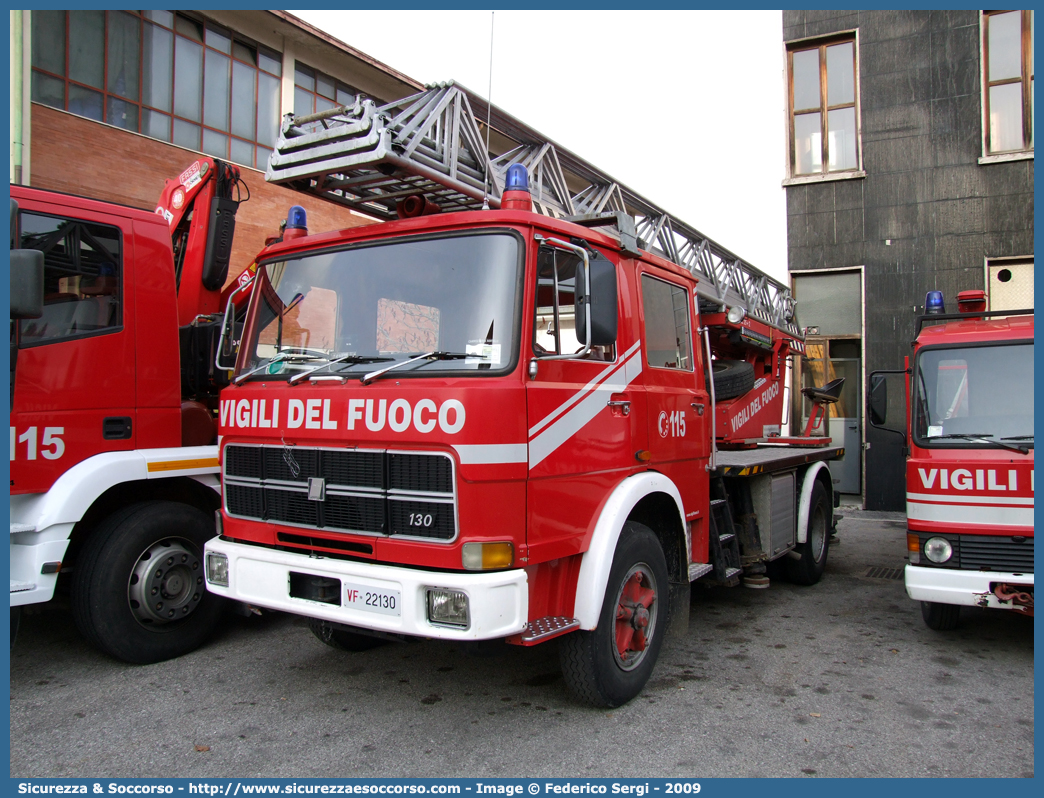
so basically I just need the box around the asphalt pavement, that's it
[9,504,1034,778]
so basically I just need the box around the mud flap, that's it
[667,580,690,638]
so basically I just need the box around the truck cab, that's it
[9,175,239,662]
[870,291,1034,629]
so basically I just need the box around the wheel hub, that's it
[128,539,204,626]
[613,566,657,671]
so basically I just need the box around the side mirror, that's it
[10,200,44,320]
[868,373,888,426]
[867,369,907,441]
[575,253,617,346]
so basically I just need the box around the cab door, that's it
[638,270,710,529]
[525,239,646,562]
[10,200,136,494]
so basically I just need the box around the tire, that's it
[560,522,669,708]
[71,501,223,664]
[308,618,387,652]
[921,601,961,631]
[787,481,830,586]
[712,359,755,400]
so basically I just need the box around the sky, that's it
[291,10,789,283]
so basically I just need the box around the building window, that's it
[983,10,1033,155]
[294,62,371,122]
[787,35,860,177]
[30,10,282,170]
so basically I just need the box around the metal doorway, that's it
[791,268,864,497]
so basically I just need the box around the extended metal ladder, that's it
[266,81,800,337]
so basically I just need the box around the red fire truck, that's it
[203,84,844,707]
[869,290,1034,630]
[9,158,252,662]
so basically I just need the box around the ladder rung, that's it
[710,499,727,507]
[724,567,742,579]
[718,533,735,544]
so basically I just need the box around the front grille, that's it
[224,445,456,542]
[957,535,1033,572]
[919,534,1033,573]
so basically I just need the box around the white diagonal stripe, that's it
[529,351,643,468]
[453,444,528,465]
[527,340,642,438]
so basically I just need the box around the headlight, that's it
[923,537,953,564]
[206,553,229,586]
[426,588,469,629]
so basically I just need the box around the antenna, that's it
[481,11,495,211]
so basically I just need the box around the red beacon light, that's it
[956,289,987,314]
[501,163,533,212]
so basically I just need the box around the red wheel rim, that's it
[613,563,657,671]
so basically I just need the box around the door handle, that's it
[691,402,705,416]
[606,400,630,416]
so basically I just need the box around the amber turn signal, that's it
[461,542,514,571]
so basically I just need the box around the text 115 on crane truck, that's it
[9,158,254,661]
[202,83,845,707]
[869,290,1033,630]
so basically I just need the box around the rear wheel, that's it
[787,481,830,585]
[71,501,223,663]
[308,619,387,652]
[560,522,668,707]
[921,601,960,630]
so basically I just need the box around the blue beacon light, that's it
[286,205,308,230]
[505,163,529,192]
[925,290,945,315]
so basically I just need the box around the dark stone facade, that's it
[784,10,1034,510]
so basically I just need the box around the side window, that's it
[18,211,123,346]
[641,274,692,370]
[533,245,615,361]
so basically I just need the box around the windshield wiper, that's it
[932,433,1029,454]
[233,350,325,385]
[1002,435,1034,441]
[288,354,393,385]
[361,351,469,385]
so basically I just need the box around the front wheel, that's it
[787,480,830,585]
[71,501,224,664]
[921,601,960,630]
[560,522,668,707]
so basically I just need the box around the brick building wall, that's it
[30,103,374,283]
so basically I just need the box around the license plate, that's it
[344,582,401,617]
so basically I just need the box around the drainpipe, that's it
[11,9,23,184]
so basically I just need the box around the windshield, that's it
[238,232,522,381]
[913,342,1033,446]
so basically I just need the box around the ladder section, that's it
[266,82,799,337]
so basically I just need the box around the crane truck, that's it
[202,83,845,707]
[869,290,1033,630]
[9,157,254,662]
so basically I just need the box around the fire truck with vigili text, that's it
[869,290,1033,630]
[202,83,846,707]
[8,157,262,661]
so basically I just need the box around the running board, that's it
[512,616,580,646]
[688,563,714,581]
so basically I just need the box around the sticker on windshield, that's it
[267,360,286,375]
[927,425,943,437]
[466,342,501,366]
